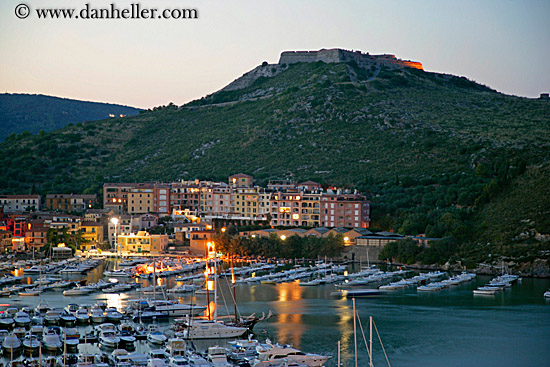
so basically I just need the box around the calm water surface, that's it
[6,262,550,367]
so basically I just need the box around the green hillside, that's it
[0,93,141,141]
[1,60,549,263]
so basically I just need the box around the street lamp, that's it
[111,217,119,254]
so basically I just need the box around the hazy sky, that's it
[1,0,549,108]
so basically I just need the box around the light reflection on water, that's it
[3,261,550,367]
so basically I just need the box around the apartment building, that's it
[128,184,155,214]
[0,195,41,212]
[103,183,137,214]
[117,231,168,254]
[45,194,97,212]
[232,187,261,219]
[320,192,370,228]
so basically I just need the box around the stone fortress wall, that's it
[279,48,423,70]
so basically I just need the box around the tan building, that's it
[46,194,97,212]
[128,184,155,214]
[189,230,215,256]
[118,231,168,254]
[232,187,260,219]
[300,192,322,227]
[0,230,13,253]
[229,173,254,188]
[80,221,104,250]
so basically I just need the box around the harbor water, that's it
[3,261,550,367]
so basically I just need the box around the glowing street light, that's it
[111,217,119,253]
[280,235,286,241]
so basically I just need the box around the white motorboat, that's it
[206,346,231,366]
[254,343,330,367]
[182,320,248,340]
[42,330,62,352]
[105,309,124,323]
[473,287,497,295]
[2,333,20,355]
[65,304,80,315]
[90,308,106,323]
[76,308,90,324]
[166,337,186,357]
[63,286,93,296]
[0,315,14,330]
[544,289,550,298]
[44,311,61,325]
[14,312,31,328]
[168,356,190,367]
[99,330,120,348]
[147,325,167,345]
[60,312,77,326]
[22,335,41,355]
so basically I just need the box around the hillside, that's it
[0,93,141,141]
[1,54,549,263]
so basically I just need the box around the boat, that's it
[18,289,41,297]
[60,312,77,326]
[168,356,190,367]
[0,314,14,330]
[544,289,550,298]
[206,346,232,366]
[147,325,167,345]
[98,330,120,348]
[90,308,106,323]
[65,304,80,315]
[76,307,90,324]
[182,319,248,340]
[105,308,124,323]
[42,329,62,352]
[44,311,61,325]
[63,286,93,296]
[340,289,384,297]
[227,337,261,362]
[253,342,330,367]
[165,337,186,357]
[22,335,41,355]
[2,333,20,355]
[473,287,498,295]
[13,312,31,328]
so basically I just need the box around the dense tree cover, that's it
[0,93,140,141]
[213,232,345,259]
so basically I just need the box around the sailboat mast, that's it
[337,340,341,367]
[231,256,237,323]
[353,298,357,367]
[369,315,373,367]
[214,249,218,321]
[153,257,156,301]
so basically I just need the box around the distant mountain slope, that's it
[0,54,549,259]
[0,94,141,141]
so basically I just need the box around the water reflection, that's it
[336,302,353,362]
[273,282,305,347]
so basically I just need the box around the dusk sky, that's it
[1,0,548,108]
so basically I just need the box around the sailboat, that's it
[349,298,392,367]
[182,243,248,340]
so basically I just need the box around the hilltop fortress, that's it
[221,48,423,92]
[279,48,423,70]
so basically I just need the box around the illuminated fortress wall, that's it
[279,48,423,70]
